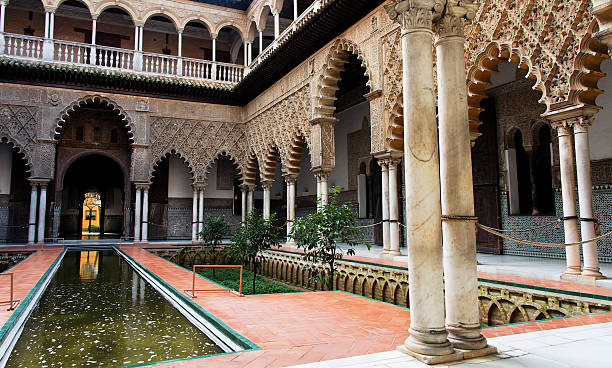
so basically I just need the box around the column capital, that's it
[551,115,594,131]
[134,182,151,190]
[261,180,275,190]
[239,183,255,191]
[434,1,478,38]
[44,6,56,13]
[384,0,445,32]
[312,168,331,181]
[283,174,298,184]
[192,183,206,191]
[28,178,50,187]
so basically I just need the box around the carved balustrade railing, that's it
[1,32,245,85]
[249,0,334,68]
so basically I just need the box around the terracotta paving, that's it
[0,249,62,327]
[120,246,411,367]
[2,245,612,367]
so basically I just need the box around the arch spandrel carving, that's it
[0,104,39,173]
[149,117,247,184]
[313,38,372,119]
[464,0,609,135]
[380,0,608,144]
[246,85,312,176]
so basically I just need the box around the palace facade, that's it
[1,0,612,359]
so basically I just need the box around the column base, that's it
[582,268,605,279]
[397,344,497,365]
[402,329,454,357]
[285,240,296,248]
[561,266,582,278]
[447,325,488,350]
[387,250,402,256]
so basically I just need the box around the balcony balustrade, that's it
[0,33,245,85]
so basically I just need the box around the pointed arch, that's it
[314,39,372,118]
[0,136,32,172]
[243,152,259,186]
[262,145,280,181]
[55,95,136,143]
[387,101,403,153]
[204,151,243,183]
[149,150,196,184]
[285,133,307,176]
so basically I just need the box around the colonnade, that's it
[377,155,402,256]
[26,179,49,244]
[133,183,149,243]
[387,0,490,362]
[551,115,604,279]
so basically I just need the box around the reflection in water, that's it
[79,251,99,280]
[6,250,223,367]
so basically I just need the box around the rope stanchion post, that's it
[0,273,20,311]
[184,264,244,298]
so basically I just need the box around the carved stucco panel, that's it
[131,146,150,182]
[246,85,311,172]
[34,142,57,178]
[0,104,39,171]
[149,117,247,184]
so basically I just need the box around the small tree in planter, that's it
[198,214,231,275]
[229,212,283,294]
[290,189,366,290]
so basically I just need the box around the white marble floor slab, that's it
[287,322,612,368]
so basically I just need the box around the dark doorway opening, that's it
[60,154,124,239]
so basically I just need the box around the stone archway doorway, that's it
[59,154,125,239]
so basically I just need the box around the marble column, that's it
[262,180,274,219]
[274,11,280,39]
[379,159,390,253]
[134,26,139,51]
[388,158,401,256]
[141,185,149,243]
[44,10,50,38]
[198,186,205,238]
[240,185,248,224]
[554,123,581,275]
[134,186,142,242]
[28,182,38,244]
[574,119,604,278]
[258,31,263,55]
[0,2,6,33]
[436,2,487,350]
[247,186,254,214]
[293,0,298,20]
[314,171,329,207]
[285,175,297,245]
[386,0,453,357]
[192,186,198,242]
[37,182,48,244]
[49,11,55,39]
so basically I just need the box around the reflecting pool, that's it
[6,250,224,367]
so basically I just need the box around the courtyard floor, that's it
[1,244,611,367]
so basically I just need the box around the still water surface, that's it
[6,250,223,367]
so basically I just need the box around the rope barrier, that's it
[476,223,612,248]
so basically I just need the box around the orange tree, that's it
[290,189,366,290]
